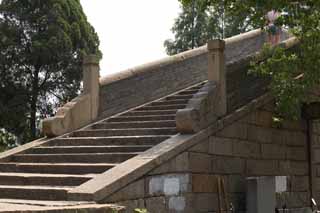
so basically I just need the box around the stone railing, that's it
[176,40,226,133]
[176,36,299,134]
[42,55,100,137]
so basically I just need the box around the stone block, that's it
[106,179,145,202]
[244,110,273,128]
[246,159,279,176]
[286,147,307,161]
[189,140,210,153]
[168,196,187,212]
[261,143,286,160]
[212,156,245,174]
[192,174,218,193]
[150,152,189,175]
[145,196,167,213]
[312,134,320,147]
[216,122,248,140]
[283,131,307,147]
[147,174,191,197]
[289,176,309,192]
[209,137,234,156]
[189,152,212,173]
[247,125,272,143]
[117,199,145,213]
[313,149,320,163]
[279,161,308,176]
[182,193,219,212]
[233,140,260,158]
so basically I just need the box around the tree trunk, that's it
[30,69,39,140]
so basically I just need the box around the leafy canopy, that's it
[165,0,253,55]
[0,0,101,143]
[181,0,320,119]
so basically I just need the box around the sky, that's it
[80,1,181,77]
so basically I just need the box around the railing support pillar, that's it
[207,39,226,116]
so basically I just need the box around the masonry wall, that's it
[97,31,270,119]
[103,101,309,213]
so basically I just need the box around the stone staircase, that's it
[0,82,205,202]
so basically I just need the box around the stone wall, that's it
[102,100,309,212]
[97,30,270,119]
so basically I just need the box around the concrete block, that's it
[233,140,260,158]
[209,137,234,156]
[246,176,276,213]
[261,143,286,159]
[212,156,245,174]
[246,159,279,176]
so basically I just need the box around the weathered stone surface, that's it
[192,174,218,193]
[289,176,309,192]
[233,140,260,158]
[261,143,286,160]
[279,161,308,176]
[286,147,307,161]
[189,140,210,153]
[147,174,190,197]
[209,136,234,156]
[246,159,279,176]
[149,152,190,175]
[212,156,245,174]
[216,122,248,140]
[189,152,212,173]
[247,125,272,143]
[106,179,145,202]
[146,196,167,213]
[176,82,220,133]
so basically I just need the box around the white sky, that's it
[80,1,181,77]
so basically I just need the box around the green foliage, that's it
[183,0,320,120]
[0,0,101,143]
[164,0,252,55]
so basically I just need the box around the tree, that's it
[181,0,320,120]
[0,0,101,143]
[164,0,253,55]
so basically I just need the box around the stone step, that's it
[0,185,71,201]
[0,173,94,186]
[0,163,115,175]
[27,145,153,154]
[92,120,176,129]
[177,89,199,95]
[45,136,170,146]
[11,153,139,164]
[165,94,193,100]
[123,110,177,116]
[136,104,186,111]
[72,128,177,137]
[150,99,188,106]
[107,114,176,122]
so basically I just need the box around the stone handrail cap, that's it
[207,39,226,51]
[83,55,100,65]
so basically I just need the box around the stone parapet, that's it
[42,55,100,137]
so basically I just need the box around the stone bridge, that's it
[0,29,315,213]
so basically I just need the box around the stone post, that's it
[83,55,100,120]
[207,39,226,116]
